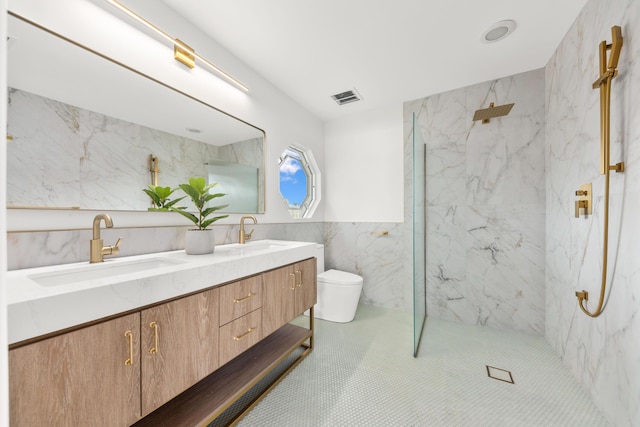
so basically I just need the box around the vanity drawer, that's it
[219,275,263,326]
[219,309,262,366]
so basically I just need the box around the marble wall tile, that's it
[7,222,324,270]
[407,68,546,336]
[324,222,407,311]
[425,204,469,323]
[545,0,640,425]
[466,204,545,334]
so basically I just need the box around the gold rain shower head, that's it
[472,102,515,124]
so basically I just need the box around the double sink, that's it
[27,240,291,287]
[7,239,318,344]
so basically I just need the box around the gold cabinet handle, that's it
[296,270,302,288]
[149,321,159,355]
[124,331,133,366]
[233,327,256,341]
[289,272,296,290]
[233,293,255,303]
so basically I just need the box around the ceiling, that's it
[162,0,588,122]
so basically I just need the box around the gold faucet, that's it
[90,214,123,263]
[239,215,257,244]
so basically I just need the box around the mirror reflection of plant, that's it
[143,185,185,211]
[171,177,229,230]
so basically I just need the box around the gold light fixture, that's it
[173,39,195,69]
[106,0,249,92]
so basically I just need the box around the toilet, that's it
[312,244,363,323]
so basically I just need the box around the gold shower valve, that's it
[575,200,588,218]
[574,183,592,218]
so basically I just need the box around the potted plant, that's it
[172,177,229,255]
[142,185,185,211]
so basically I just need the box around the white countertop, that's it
[7,240,318,344]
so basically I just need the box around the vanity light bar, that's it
[106,0,249,92]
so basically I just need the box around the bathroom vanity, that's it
[6,240,317,426]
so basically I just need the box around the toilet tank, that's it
[316,244,325,274]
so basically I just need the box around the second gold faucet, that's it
[239,216,257,244]
[90,214,123,263]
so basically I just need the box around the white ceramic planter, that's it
[185,229,215,255]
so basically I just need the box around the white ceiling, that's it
[162,0,588,122]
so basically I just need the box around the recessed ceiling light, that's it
[186,128,202,133]
[481,20,517,43]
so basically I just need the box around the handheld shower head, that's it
[607,26,622,70]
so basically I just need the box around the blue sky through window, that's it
[279,156,307,206]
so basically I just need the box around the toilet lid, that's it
[318,269,363,285]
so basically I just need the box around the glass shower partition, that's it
[412,112,426,357]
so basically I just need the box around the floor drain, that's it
[486,365,514,384]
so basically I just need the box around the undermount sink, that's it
[216,240,291,256]
[28,258,185,287]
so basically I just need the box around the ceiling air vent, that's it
[331,89,362,105]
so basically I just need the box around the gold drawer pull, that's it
[149,321,159,354]
[233,293,255,303]
[289,272,296,290]
[233,327,256,341]
[124,331,133,366]
[296,270,302,288]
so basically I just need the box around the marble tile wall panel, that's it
[7,222,324,270]
[406,68,546,335]
[324,222,407,311]
[545,0,640,425]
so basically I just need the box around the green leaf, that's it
[200,215,229,229]
[155,186,174,199]
[164,196,186,209]
[143,189,162,206]
[202,182,218,194]
[188,177,207,194]
[201,205,229,218]
[169,207,199,226]
[179,183,201,205]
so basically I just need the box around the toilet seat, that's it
[318,269,362,286]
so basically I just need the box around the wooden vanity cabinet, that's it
[262,258,316,337]
[9,313,142,427]
[10,258,316,427]
[140,288,219,416]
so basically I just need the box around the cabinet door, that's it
[293,258,317,314]
[262,264,296,337]
[9,313,141,427]
[141,288,219,416]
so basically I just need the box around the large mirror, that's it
[6,13,265,214]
